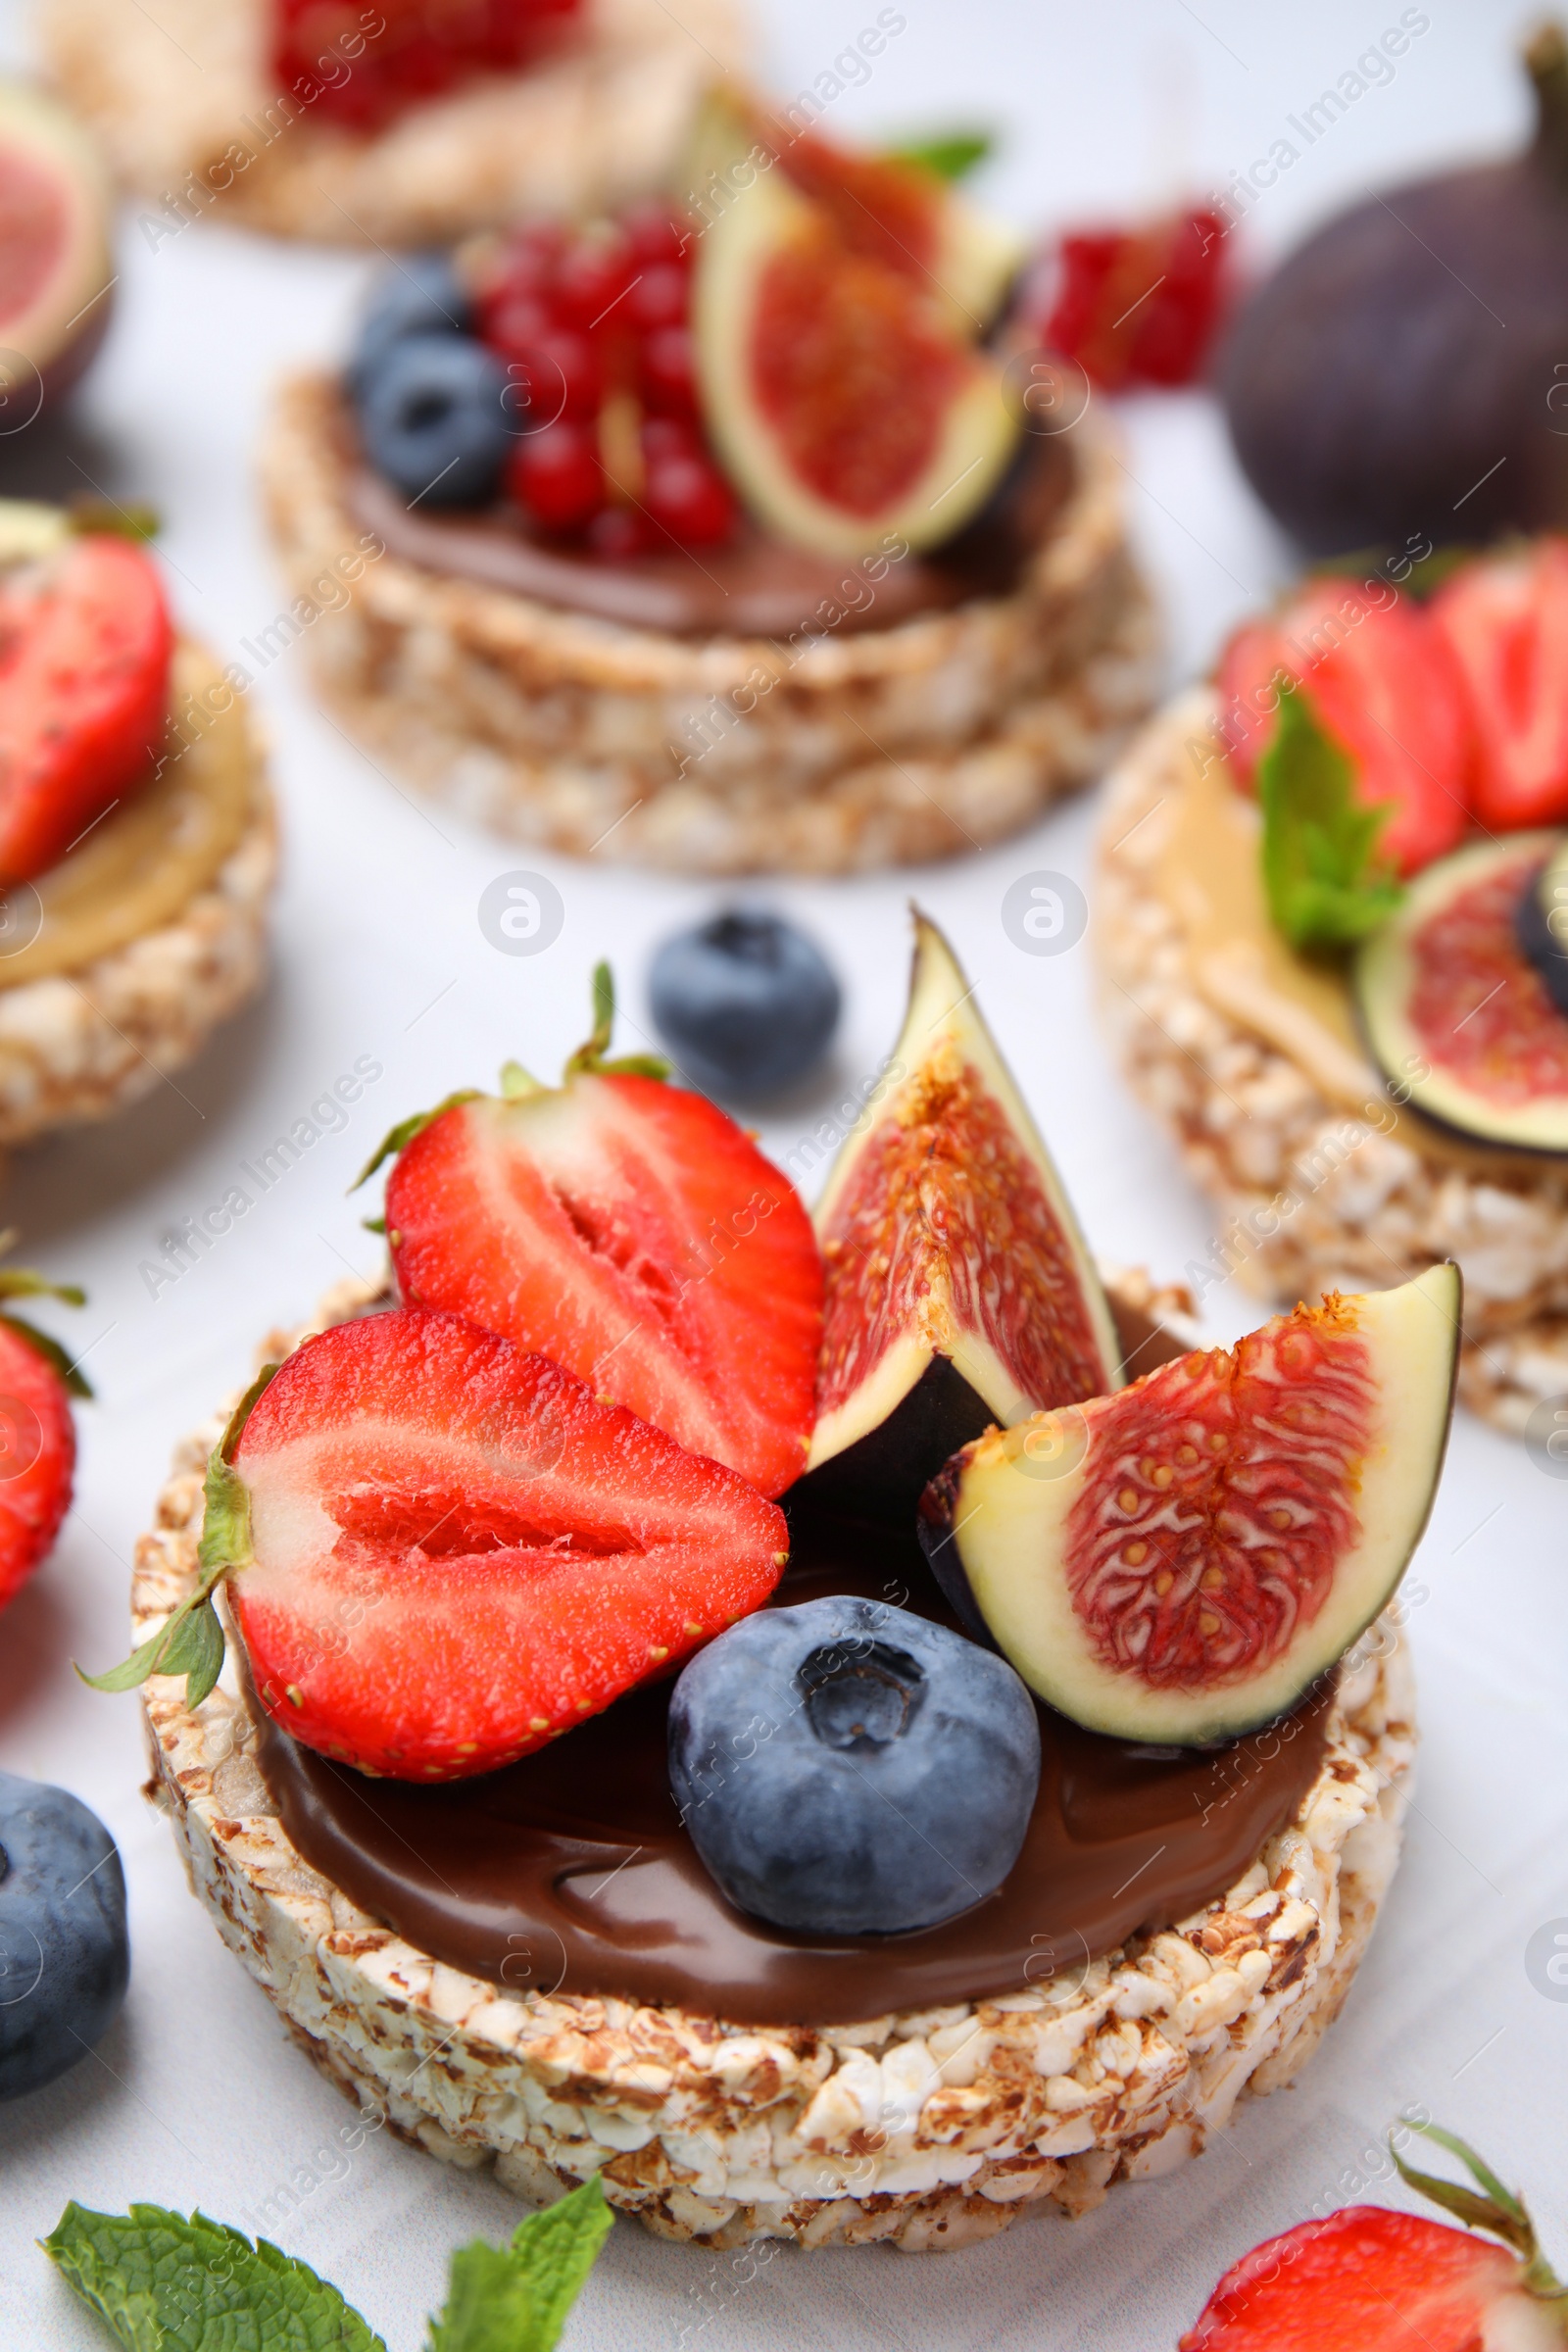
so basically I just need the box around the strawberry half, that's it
[0,1248,87,1614]
[370,968,822,1498]
[0,534,172,884]
[1218,577,1470,875]
[221,1307,789,1781]
[1431,540,1568,831]
[1183,2125,1568,2352]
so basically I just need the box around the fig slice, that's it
[804,911,1122,1519]
[919,1267,1459,1747]
[693,124,1019,559]
[1356,833,1568,1154]
[0,80,113,419]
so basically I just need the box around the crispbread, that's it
[1097,691,1568,1437]
[133,1272,1412,2250]
[39,0,749,247]
[262,375,1160,875]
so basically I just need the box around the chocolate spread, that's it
[253,1294,1332,2029]
[346,431,1072,641]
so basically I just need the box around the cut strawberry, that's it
[1183,2124,1568,2352]
[1431,540,1568,830]
[370,969,822,1498]
[0,535,172,884]
[224,1307,789,1781]
[270,0,582,130]
[1217,577,1471,875]
[0,1249,87,1614]
[1182,2209,1537,2351]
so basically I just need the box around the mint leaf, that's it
[43,2202,385,2351]
[427,2180,612,2352]
[1259,688,1403,953]
[885,129,995,179]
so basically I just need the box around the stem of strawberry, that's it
[1393,2122,1568,2326]
[564,959,670,1081]
[77,1366,275,1711]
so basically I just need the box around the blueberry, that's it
[358,335,512,508]
[668,1596,1040,1936]
[0,1770,128,2101]
[349,253,471,399]
[650,909,841,1098]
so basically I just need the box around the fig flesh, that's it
[919,1267,1459,1746]
[804,911,1122,1519]
[0,80,113,424]
[1357,833,1568,1153]
[692,111,1019,559]
[1221,26,1568,553]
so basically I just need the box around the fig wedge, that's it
[693,122,1018,559]
[0,79,113,420]
[1357,834,1568,1154]
[919,1267,1459,1746]
[804,911,1122,1518]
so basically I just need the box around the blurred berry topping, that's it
[270,0,581,131]
[1019,207,1232,391]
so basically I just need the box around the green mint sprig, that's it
[883,129,996,179]
[43,2177,612,2352]
[1259,687,1404,954]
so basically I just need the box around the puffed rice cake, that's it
[262,376,1160,876]
[1097,688,1568,1439]
[132,1271,1412,2251]
[39,0,750,248]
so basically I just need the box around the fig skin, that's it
[1221,25,1568,554]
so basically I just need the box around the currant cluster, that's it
[271,0,580,130]
[474,202,740,551]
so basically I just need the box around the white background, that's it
[3,2,1566,2345]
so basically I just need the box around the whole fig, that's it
[1222,24,1568,553]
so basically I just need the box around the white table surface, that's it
[3,2,1564,2344]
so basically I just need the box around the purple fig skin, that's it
[33,288,111,417]
[1221,26,1568,554]
[914,1449,997,1647]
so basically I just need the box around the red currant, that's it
[628,265,689,333]
[643,451,737,547]
[620,199,691,269]
[554,226,638,331]
[640,323,699,416]
[508,421,603,532]
[503,327,601,423]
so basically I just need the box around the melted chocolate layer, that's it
[253,1509,1332,2026]
[347,431,1071,640]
